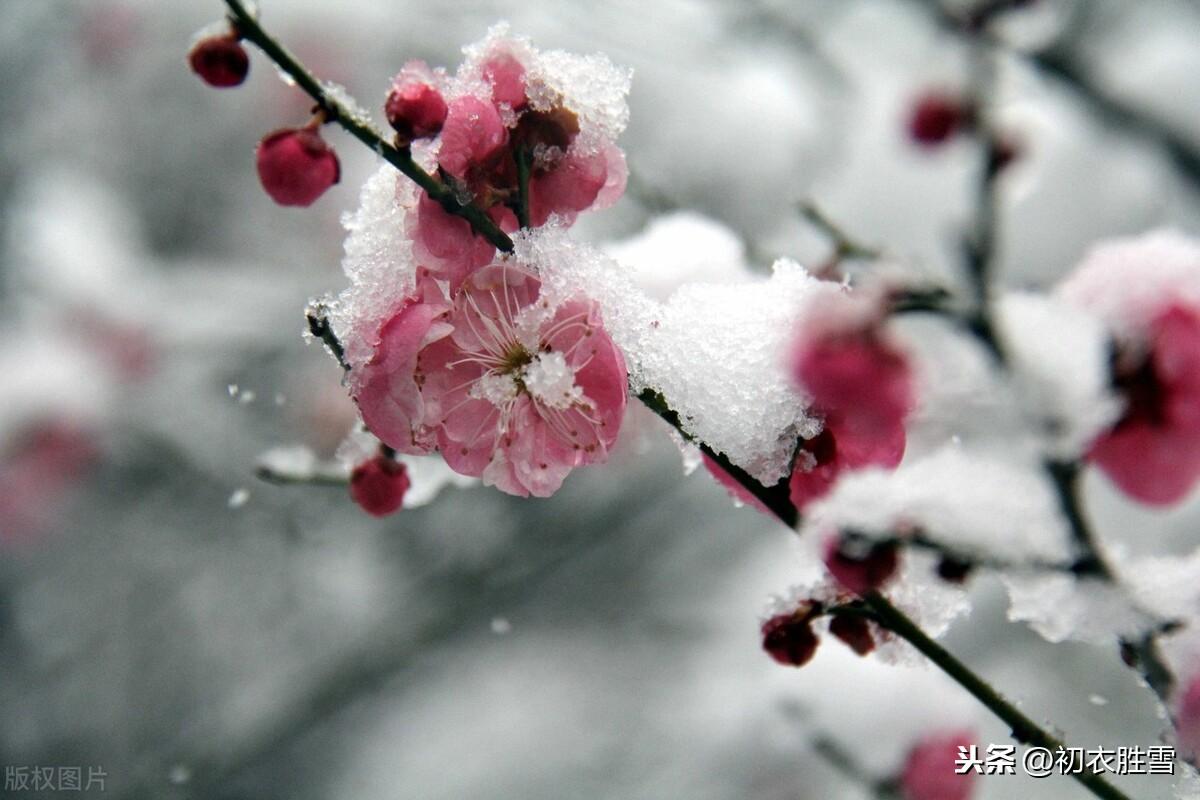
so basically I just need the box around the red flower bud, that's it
[824,536,900,596]
[188,33,249,88]
[385,81,448,144]
[761,611,820,668]
[908,92,970,147]
[349,456,410,517]
[255,127,340,207]
[828,612,875,656]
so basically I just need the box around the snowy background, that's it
[3,0,1200,798]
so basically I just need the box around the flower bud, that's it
[188,33,249,88]
[908,92,970,147]
[828,612,875,656]
[385,66,448,144]
[255,127,340,207]
[824,536,900,596]
[349,455,410,517]
[761,610,820,668]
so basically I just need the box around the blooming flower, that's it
[786,293,913,509]
[1060,231,1200,505]
[353,263,627,497]
[702,294,910,515]
[823,534,900,596]
[899,730,977,800]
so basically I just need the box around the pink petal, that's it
[528,147,609,227]
[900,730,978,800]
[795,330,914,446]
[353,299,448,455]
[411,190,496,290]
[482,52,528,110]
[438,96,507,180]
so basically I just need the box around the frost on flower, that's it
[1059,230,1200,505]
[523,225,827,486]
[802,445,1074,565]
[785,288,914,511]
[405,25,630,285]
[326,166,423,373]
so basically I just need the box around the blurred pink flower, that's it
[0,420,99,546]
[352,277,451,456]
[437,96,508,181]
[419,264,627,496]
[899,730,977,800]
[1060,231,1200,505]
[1089,303,1200,505]
[1175,670,1200,762]
[354,264,627,497]
[823,535,900,596]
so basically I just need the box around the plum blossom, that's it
[1059,231,1200,505]
[408,27,629,283]
[352,262,627,498]
[898,730,977,800]
[786,290,913,510]
[1175,670,1200,763]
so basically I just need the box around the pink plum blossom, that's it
[1088,303,1200,505]
[1060,231,1200,505]
[1175,670,1200,762]
[418,264,627,496]
[351,275,451,456]
[0,420,99,546]
[899,730,977,800]
[482,51,528,110]
[353,263,627,498]
[787,296,913,510]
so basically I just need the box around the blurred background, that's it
[4,0,1200,797]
